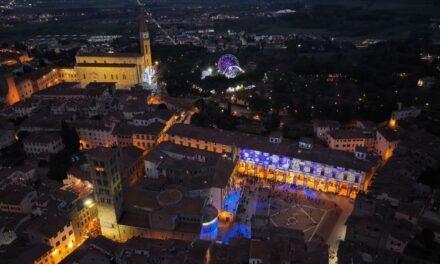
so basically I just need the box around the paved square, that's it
[270,200,327,241]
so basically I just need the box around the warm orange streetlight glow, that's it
[389,118,396,128]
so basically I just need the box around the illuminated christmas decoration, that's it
[143,66,157,86]
[262,72,269,83]
[201,67,213,79]
[200,206,220,240]
[200,217,219,240]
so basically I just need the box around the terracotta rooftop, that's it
[23,132,61,144]
[76,62,137,68]
[76,52,142,58]
[0,185,35,205]
[377,128,400,142]
[156,189,183,206]
[327,129,374,139]
[26,213,70,239]
[167,124,377,172]
[314,120,340,128]
[133,109,175,122]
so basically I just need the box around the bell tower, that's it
[139,11,153,68]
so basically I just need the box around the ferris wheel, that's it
[217,54,244,79]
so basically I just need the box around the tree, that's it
[193,98,206,113]
[61,121,80,152]
[165,75,192,96]
[416,228,435,249]
[14,41,27,51]
[264,112,280,132]
[17,131,29,141]
[226,101,232,115]
[47,150,70,181]
[157,103,168,110]
[249,95,270,113]
[418,166,440,189]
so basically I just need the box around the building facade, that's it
[313,120,340,142]
[87,147,124,241]
[0,128,15,150]
[74,120,116,150]
[166,124,377,198]
[326,129,376,153]
[23,132,64,156]
[375,128,400,161]
[74,12,152,89]
[27,217,76,263]
[0,186,37,214]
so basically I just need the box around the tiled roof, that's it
[167,124,377,172]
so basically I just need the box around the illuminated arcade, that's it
[236,148,363,199]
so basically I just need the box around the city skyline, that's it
[0,0,439,263]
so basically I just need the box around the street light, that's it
[83,198,94,207]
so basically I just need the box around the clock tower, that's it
[139,11,153,68]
